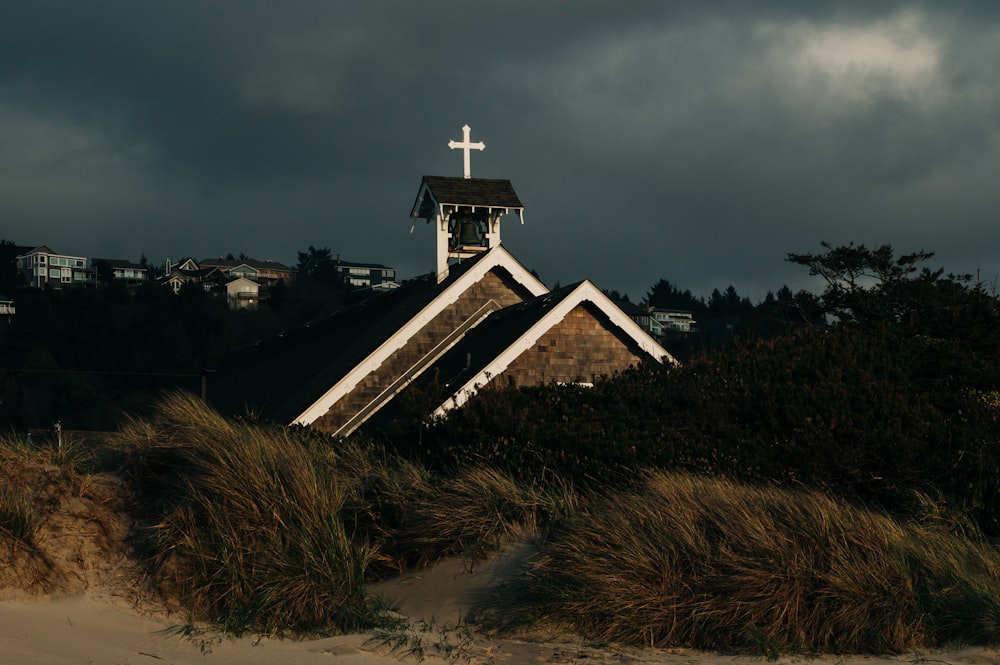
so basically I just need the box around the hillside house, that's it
[334,258,398,290]
[226,276,262,310]
[15,246,148,290]
[644,308,697,341]
[207,125,674,436]
[92,258,149,288]
[161,265,229,294]
[160,256,292,308]
[197,257,295,286]
[16,246,90,288]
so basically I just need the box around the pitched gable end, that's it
[425,280,675,418]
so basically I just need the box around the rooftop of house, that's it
[206,251,499,423]
[17,245,62,257]
[198,257,295,272]
[333,259,395,270]
[364,280,670,432]
[93,258,148,270]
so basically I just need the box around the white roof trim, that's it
[431,280,676,418]
[291,246,548,426]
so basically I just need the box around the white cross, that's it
[448,124,485,179]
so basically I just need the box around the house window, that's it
[49,268,60,278]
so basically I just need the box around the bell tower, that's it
[410,125,525,282]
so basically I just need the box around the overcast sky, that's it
[3,2,999,302]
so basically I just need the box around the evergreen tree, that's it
[0,239,24,293]
[644,278,703,313]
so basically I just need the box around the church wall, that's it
[311,268,530,433]
[500,304,646,385]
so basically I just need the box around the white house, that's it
[226,277,262,310]
[15,246,90,288]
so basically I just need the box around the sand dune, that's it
[3,455,997,664]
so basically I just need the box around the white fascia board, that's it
[292,246,548,426]
[492,246,548,296]
[581,283,677,365]
[432,281,676,418]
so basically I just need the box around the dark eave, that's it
[411,176,523,220]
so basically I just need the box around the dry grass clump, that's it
[0,434,73,549]
[0,484,41,546]
[117,392,380,635]
[505,472,1000,654]
[337,447,437,577]
[114,393,566,633]
[322,438,574,576]
[388,466,577,570]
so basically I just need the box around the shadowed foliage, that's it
[391,243,1000,535]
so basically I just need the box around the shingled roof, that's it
[206,246,547,425]
[411,176,524,220]
[364,280,674,432]
[199,257,295,272]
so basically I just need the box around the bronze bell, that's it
[457,220,481,246]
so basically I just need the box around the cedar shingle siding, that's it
[501,304,646,385]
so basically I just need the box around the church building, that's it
[208,126,675,436]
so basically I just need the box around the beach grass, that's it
[497,471,1000,653]
[116,392,380,635]
[5,392,1000,654]
[385,465,577,569]
[0,484,41,546]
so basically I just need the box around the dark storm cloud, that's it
[2,1,998,300]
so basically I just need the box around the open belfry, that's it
[209,126,674,435]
